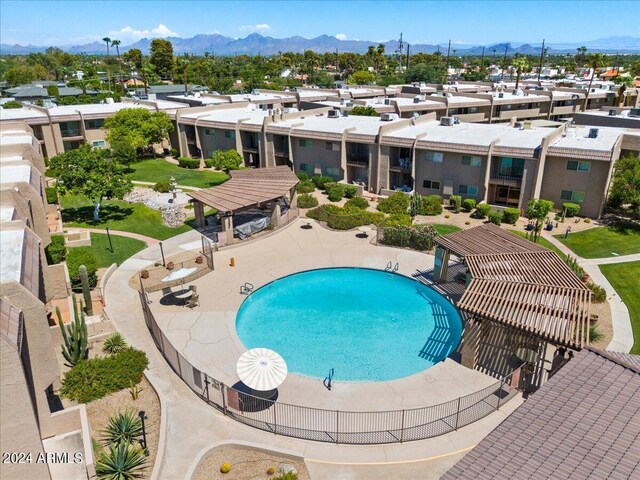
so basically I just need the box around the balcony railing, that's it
[274,150,289,158]
[489,174,523,186]
[60,129,82,138]
[389,158,412,172]
[347,153,370,167]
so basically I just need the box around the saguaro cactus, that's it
[57,294,89,366]
[79,265,93,316]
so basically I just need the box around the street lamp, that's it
[159,241,166,267]
[138,411,149,456]
[105,226,114,253]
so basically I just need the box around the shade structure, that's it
[161,267,198,283]
[236,348,288,391]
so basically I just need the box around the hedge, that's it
[60,348,149,403]
[297,194,319,208]
[66,248,98,289]
[311,176,334,189]
[345,196,369,210]
[563,202,581,217]
[45,234,66,264]
[327,185,345,202]
[343,185,358,198]
[296,172,309,181]
[462,198,476,212]
[45,186,58,204]
[418,195,443,216]
[204,158,215,168]
[382,213,412,227]
[488,210,503,225]
[380,224,438,251]
[503,208,520,225]
[306,204,384,230]
[377,192,410,214]
[474,203,491,219]
[177,157,200,169]
[296,180,315,194]
[449,195,462,213]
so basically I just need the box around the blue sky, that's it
[1,0,638,46]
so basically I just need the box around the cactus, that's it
[79,265,93,316]
[129,381,144,400]
[57,294,89,366]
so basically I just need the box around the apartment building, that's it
[573,107,640,130]
[0,98,189,157]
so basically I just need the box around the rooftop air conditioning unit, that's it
[384,98,391,105]
[260,104,269,111]
[105,97,115,104]
[445,92,453,98]
[328,109,340,118]
[251,89,260,95]
[453,117,461,124]
[498,93,504,98]
[413,96,421,103]
[440,116,455,126]
[380,113,399,121]
[342,110,349,117]
[514,122,524,129]
[588,128,599,139]
[609,108,617,116]
[629,108,640,118]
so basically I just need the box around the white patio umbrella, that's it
[236,348,288,392]
[161,267,198,288]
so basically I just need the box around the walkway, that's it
[68,227,160,246]
[541,231,636,353]
[104,222,524,480]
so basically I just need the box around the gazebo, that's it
[188,166,299,244]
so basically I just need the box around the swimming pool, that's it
[236,268,463,382]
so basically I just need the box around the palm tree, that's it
[111,39,122,91]
[102,37,112,91]
[584,53,606,111]
[512,55,530,90]
[613,75,634,107]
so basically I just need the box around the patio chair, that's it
[188,285,198,295]
[185,293,199,309]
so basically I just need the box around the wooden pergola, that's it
[434,224,591,348]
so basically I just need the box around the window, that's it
[326,142,333,150]
[299,139,312,148]
[84,119,104,129]
[423,180,441,190]
[204,128,215,136]
[458,184,478,196]
[462,155,482,167]
[425,151,444,163]
[224,130,235,139]
[561,190,585,203]
[91,140,106,147]
[299,163,313,173]
[566,160,590,172]
[326,167,341,178]
[468,107,479,114]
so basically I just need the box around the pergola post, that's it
[270,202,282,226]
[434,246,451,283]
[193,201,206,228]
[221,213,236,244]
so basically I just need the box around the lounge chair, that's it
[185,293,199,308]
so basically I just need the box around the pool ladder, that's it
[385,261,399,273]
[239,282,254,295]
[323,368,334,391]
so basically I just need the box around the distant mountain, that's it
[1,34,639,56]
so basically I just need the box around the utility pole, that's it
[537,39,545,82]
[445,39,451,83]
[396,33,404,68]
[480,46,485,69]
[406,43,410,69]
[501,43,509,81]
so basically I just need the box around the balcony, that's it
[186,135,197,145]
[489,174,523,187]
[243,146,259,154]
[275,150,289,158]
[346,153,370,167]
[60,129,82,138]
[389,158,412,172]
[453,112,488,122]
[497,108,541,120]
[553,105,578,115]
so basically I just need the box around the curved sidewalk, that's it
[69,227,160,246]
[104,222,523,480]
[541,232,636,353]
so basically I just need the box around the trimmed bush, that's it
[462,198,477,212]
[503,208,520,225]
[381,224,438,251]
[296,180,315,194]
[177,157,200,169]
[170,148,178,157]
[297,194,318,209]
[488,210,503,225]
[587,282,607,303]
[60,348,149,403]
[345,196,369,210]
[383,213,412,227]
[418,195,443,216]
[66,248,98,289]
[306,204,383,230]
[343,185,358,198]
[449,195,462,213]
[45,234,66,265]
[377,192,410,214]
[563,202,581,218]
[296,172,309,181]
[46,186,58,204]
[327,185,345,202]
[209,150,243,171]
[474,203,491,219]
[204,158,215,168]
[153,181,171,193]
[311,176,334,190]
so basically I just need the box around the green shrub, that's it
[563,202,581,218]
[177,157,200,169]
[381,224,437,251]
[296,172,309,181]
[343,185,358,198]
[488,210,503,225]
[327,185,345,202]
[311,175,334,189]
[153,181,171,193]
[462,198,477,212]
[170,148,178,157]
[103,332,128,355]
[60,348,149,403]
[306,204,383,230]
[418,195,443,216]
[273,471,298,480]
[45,234,66,264]
[66,248,98,289]
[209,150,243,171]
[474,203,491,219]
[587,282,607,303]
[345,196,369,210]
[101,409,142,447]
[296,180,315,194]
[377,192,410,214]
[204,158,215,168]
[297,194,319,208]
[589,324,604,342]
[95,443,147,480]
[46,186,58,204]
[383,213,412,226]
[503,208,521,225]
[449,195,462,213]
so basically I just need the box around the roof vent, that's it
[629,108,640,118]
[588,128,599,139]
[609,108,617,116]
[380,113,399,121]
[440,116,455,126]
[384,98,391,105]
[251,89,260,95]
[328,109,340,118]
[498,93,504,99]
[514,122,524,129]
[413,96,421,103]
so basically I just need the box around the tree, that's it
[111,39,123,90]
[49,146,132,221]
[209,149,243,171]
[348,70,375,85]
[512,55,530,90]
[1,100,23,109]
[575,46,588,65]
[526,198,554,242]
[584,53,606,110]
[608,155,640,213]
[612,75,634,107]
[104,108,174,161]
[3,64,50,85]
[150,39,174,79]
[102,37,112,90]
[349,105,380,117]
[405,63,439,83]
[175,55,189,95]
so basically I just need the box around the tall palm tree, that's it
[102,37,112,91]
[512,55,530,91]
[584,53,606,111]
[613,75,633,107]
[111,39,122,91]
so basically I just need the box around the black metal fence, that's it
[139,291,524,444]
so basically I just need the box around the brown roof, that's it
[442,348,640,480]
[188,166,299,213]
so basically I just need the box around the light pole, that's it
[105,226,114,253]
[138,411,149,456]
[159,241,166,267]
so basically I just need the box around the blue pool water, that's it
[235,268,463,382]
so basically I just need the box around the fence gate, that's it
[201,236,215,270]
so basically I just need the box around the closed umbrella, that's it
[237,348,288,394]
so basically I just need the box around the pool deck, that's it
[106,218,524,479]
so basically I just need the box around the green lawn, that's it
[70,233,147,267]
[431,224,463,236]
[599,261,640,354]
[128,158,228,188]
[510,230,568,261]
[554,223,640,259]
[61,194,191,240]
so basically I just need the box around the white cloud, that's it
[335,33,347,41]
[239,24,271,33]
[107,24,180,44]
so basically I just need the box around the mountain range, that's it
[2,34,639,56]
